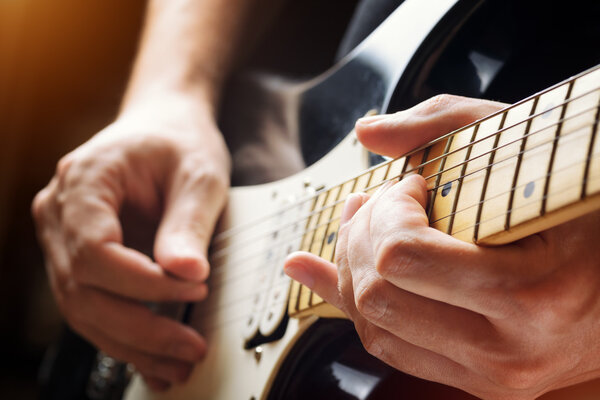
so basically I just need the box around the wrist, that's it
[121,81,219,120]
[112,92,231,174]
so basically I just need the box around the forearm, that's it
[122,0,279,117]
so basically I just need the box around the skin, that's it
[285,94,600,400]
[32,0,281,392]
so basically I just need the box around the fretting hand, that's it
[285,95,600,400]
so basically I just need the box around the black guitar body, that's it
[42,0,600,399]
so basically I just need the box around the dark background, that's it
[1,1,145,397]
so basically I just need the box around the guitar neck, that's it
[288,65,600,319]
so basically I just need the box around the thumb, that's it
[155,169,228,282]
[355,94,506,157]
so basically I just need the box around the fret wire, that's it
[210,110,600,268]
[319,182,354,265]
[200,159,600,332]
[426,109,600,192]
[431,154,599,226]
[417,147,431,175]
[427,136,454,219]
[296,190,327,313]
[474,111,508,241]
[581,96,600,198]
[210,148,600,294]
[541,82,574,216]
[400,154,411,178]
[310,184,345,307]
[383,84,600,172]
[211,86,600,246]
[450,167,600,239]
[381,159,393,180]
[505,97,540,231]
[308,188,337,252]
[447,125,479,235]
[411,93,600,184]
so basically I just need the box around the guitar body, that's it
[44,0,600,399]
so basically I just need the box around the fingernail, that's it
[356,114,388,125]
[164,236,209,281]
[284,263,315,289]
[173,237,204,260]
[340,193,363,225]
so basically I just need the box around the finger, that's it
[349,270,496,368]
[73,241,208,302]
[72,287,206,363]
[75,321,193,384]
[356,95,506,157]
[368,175,531,317]
[155,165,228,281]
[340,192,370,225]
[284,251,343,310]
[60,188,207,302]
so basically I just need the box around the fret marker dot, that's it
[542,103,554,119]
[524,181,535,198]
[327,232,336,244]
[441,182,452,197]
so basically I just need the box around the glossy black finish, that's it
[389,0,600,110]
[297,0,483,166]
[268,320,476,400]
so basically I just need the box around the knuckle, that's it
[31,189,50,222]
[354,278,388,322]
[375,233,422,278]
[486,356,550,391]
[179,156,228,193]
[56,154,75,177]
[510,281,573,330]
[358,323,384,359]
[423,94,459,113]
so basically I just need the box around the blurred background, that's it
[1,1,146,397]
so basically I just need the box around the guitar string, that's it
[450,170,600,237]
[207,107,599,279]
[194,169,600,334]
[210,83,600,246]
[207,114,599,287]
[209,89,600,262]
[207,148,599,294]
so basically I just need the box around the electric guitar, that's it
[47,0,600,398]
